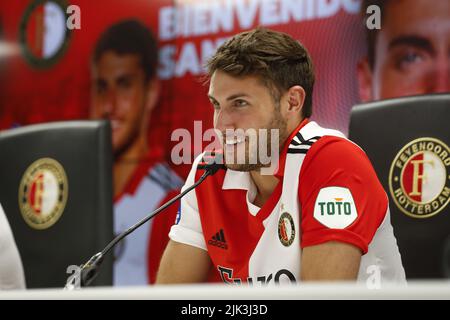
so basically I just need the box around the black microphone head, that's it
[198,150,226,176]
[80,252,104,287]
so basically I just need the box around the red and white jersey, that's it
[114,161,182,286]
[170,119,406,285]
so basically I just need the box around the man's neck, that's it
[113,136,148,198]
[247,117,306,207]
[249,170,279,208]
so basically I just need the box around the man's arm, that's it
[301,241,362,281]
[298,137,388,281]
[156,240,212,284]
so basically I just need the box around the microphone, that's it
[197,150,226,174]
[64,151,225,289]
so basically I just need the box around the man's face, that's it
[90,51,149,154]
[360,0,450,101]
[208,71,288,171]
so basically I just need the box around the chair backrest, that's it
[349,93,450,279]
[0,120,113,288]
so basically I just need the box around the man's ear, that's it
[286,85,306,114]
[357,58,374,102]
[145,78,160,113]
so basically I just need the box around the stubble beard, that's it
[224,109,288,172]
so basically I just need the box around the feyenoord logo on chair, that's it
[389,137,450,219]
[19,0,71,68]
[278,206,295,247]
[18,158,68,230]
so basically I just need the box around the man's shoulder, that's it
[303,135,367,167]
[298,135,381,196]
[288,121,365,170]
[295,121,346,142]
[115,160,183,207]
[147,161,184,192]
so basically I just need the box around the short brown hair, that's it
[206,28,315,118]
[93,19,158,82]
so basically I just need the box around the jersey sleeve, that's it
[298,136,388,254]
[168,154,207,251]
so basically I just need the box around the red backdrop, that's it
[0,0,366,178]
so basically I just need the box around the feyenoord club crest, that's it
[19,0,71,68]
[18,158,68,230]
[389,137,450,219]
[278,211,295,247]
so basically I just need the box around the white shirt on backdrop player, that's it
[170,121,406,285]
[0,203,26,290]
[114,163,182,286]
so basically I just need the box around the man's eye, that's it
[402,52,422,63]
[211,102,220,110]
[396,51,425,70]
[234,99,248,107]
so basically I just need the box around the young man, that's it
[358,0,449,102]
[157,28,406,284]
[90,20,182,285]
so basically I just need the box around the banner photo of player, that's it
[1,0,446,287]
[357,0,450,102]
[0,0,366,163]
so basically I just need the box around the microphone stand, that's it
[64,158,223,289]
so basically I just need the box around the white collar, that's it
[222,169,253,191]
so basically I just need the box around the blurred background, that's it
[0,0,448,289]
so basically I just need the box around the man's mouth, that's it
[225,137,245,146]
[110,120,122,131]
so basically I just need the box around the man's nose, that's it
[102,89,118,117]
[214,108,235,133]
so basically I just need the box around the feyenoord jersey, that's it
[114,162,182,286]
[170,120,406,285]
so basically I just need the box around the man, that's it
[0,203,26,290]
[90,20,182,285]
[157,28,406,284]
[358,0,449,101]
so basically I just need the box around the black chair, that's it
[0,120,113,288]
[349,93,450,279]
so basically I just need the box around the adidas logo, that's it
[208,229,228,250]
